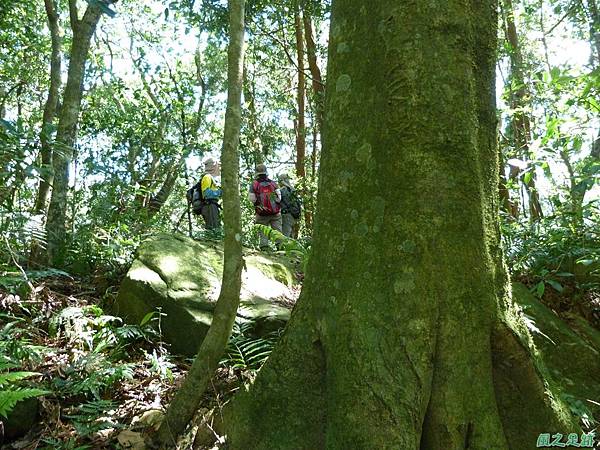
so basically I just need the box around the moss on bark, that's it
[223,1,576,448]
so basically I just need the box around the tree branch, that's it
[68,0,79,29]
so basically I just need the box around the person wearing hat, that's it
[278,173,301,238]
[248,163,282,249]
[195,158,222,229]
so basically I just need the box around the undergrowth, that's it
[0,268,282,448]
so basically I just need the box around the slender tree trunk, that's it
[502,0,543,220]
[223,1,573,448]
[498,134,519,218]
[0,87,5,119]
[584,0,600,164]
[45,3,104,266]
[149,0,245,446]
[303,13,324,136]
[294,5,306,179]
[1,86,26,209]
[303,12,323,233]
[586,0,600,64]
[243,64,264,165]
[29,0,62,266]
[34,0,62,215]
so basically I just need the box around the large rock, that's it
[115,234,297,356]
[2,397,39,441]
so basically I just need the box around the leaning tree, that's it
[223,0,575,448]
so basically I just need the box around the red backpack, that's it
[252,179,281,216]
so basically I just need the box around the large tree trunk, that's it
[502,0,543,220]
[45,2,104,266]
[33,0,62,215]
[223,1,573,448]
[149,0,245,446]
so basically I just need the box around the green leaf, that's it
[576,259,595,266]
[546,279,564,293]
[140,312,155,326]
[0,371,41,387]
[535,281,545,298]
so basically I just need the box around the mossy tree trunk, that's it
[29,0,62,267]
[149,0,245,446]
[45,1,106,266]
[34,0,61,215]
[224,1,573,449]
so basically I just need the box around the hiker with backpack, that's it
[187,158,222,230]
[248,164,282,249]
[278,173,301,238]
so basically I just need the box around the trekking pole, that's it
[186,199,193,237]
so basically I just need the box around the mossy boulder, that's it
[115,234,297,356]
[2,397,39,441]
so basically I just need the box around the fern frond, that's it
[0,371,40,387]
[0,387,50,418]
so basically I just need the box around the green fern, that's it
[0,387,49,418]
[0,362,50,418]
[253,224,309,270]
[0,371,41,386]
[221,321,281,371]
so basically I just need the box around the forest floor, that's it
[0,274,273,449]
[1,270,598,449]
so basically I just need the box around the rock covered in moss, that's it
[115,234,297,356]
[2,397,39,441]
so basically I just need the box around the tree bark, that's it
[45,2,104,266]
[586,0,600,65]
[294,5,306,179]
[502,0,543,220]
[149,0,245,446]
[223,1,573,448]
[34,0,62,215]
[243,63,264,166]
[303,12,323,233]
[28,0,62,267]
[303,12,324,136]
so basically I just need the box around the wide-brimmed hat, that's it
[278,173,292,186]
[204,158,218,171]
[255,164,267,175]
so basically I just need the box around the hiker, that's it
[188,158,222,230]
[278,173,302,238]
[248,164,282,249]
